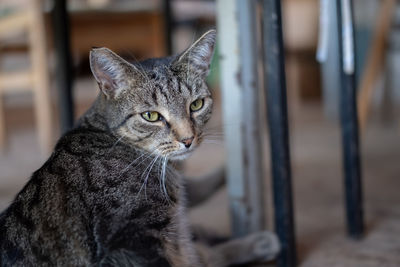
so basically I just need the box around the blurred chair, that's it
[0,0,52,154]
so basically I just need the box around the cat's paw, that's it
[248,231,281,262]
[212,230,281,266]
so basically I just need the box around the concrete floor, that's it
[1,78,400,266]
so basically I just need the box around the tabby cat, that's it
[0,30,279,266]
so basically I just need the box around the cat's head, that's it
[89,30,216,160]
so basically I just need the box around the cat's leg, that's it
[195,231,280,267]
[184,166,225,207]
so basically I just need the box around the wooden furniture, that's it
[283,0,321,103]
[357,0,396,131]
[67,10,165,60]
[0,0,52,154]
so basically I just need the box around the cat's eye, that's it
[190,99,204,112]
[141,111,160,122]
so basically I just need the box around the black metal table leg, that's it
[262,0,296,266]
[163,0,173,55]
[52,0,74,133]
[336,0,364,239]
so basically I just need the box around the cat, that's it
[0,30,279,266]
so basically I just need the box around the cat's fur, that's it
[0,30,279,266]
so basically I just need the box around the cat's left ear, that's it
[171,29,216,79]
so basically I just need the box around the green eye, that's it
[190,99,204,112]
[141,111,160,122]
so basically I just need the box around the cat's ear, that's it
[89,47,133,98]
[172,29,216,79]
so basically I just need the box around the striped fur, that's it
[0,30,280,266]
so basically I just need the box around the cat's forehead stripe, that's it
[178,77,192,95]
[151,91,158,106]
[176,80,182,94]
[158,82,171,104]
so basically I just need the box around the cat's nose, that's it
[181,137,194,148]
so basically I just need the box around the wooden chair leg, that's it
[0,46,5,149]
[32,79,53,155]
[0,92,6,149]
[357,0,396,131]
[28,0,53,155]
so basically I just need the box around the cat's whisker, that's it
[132,151,159,170]
[109,134,126,150]
[202,134,224,138]
[202,129,225,134]
[201,140,225,146]
[204,125,224,131]
[157,157,164,197]
[200,134,224,139]
[203,124,242,136]
[201,131,225,137]
[205,121,241,129]
[160,156,170,202]
[118,154,147,177]
[137,155,160,200]
[198,133,225,143]
[117,149,155,178]
[206,140,224,144]
[145,155,163,199]
[201,139,224,144]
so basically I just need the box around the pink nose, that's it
[181,137,194,148]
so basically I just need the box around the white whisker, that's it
[137,155,160,200]
[110,134,126,150]
[117,150,154,179]
[201,130,227,139]
[203,131,225,135]
[202,140,225,146]
[161,156,170,202]
[201,134,224,140]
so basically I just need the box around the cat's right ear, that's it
[89,47,132,99]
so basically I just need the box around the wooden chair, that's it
[0,0,52,154]
[357,0,396,131]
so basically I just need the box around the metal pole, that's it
[217,0,266,237]
[262,0,296,266]
[52,0,74,133]
[163,0,173,55]
[216,0,246,237]
[237,0,266,233]
[336,0,364,239]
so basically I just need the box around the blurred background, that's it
[0,0,399,266]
